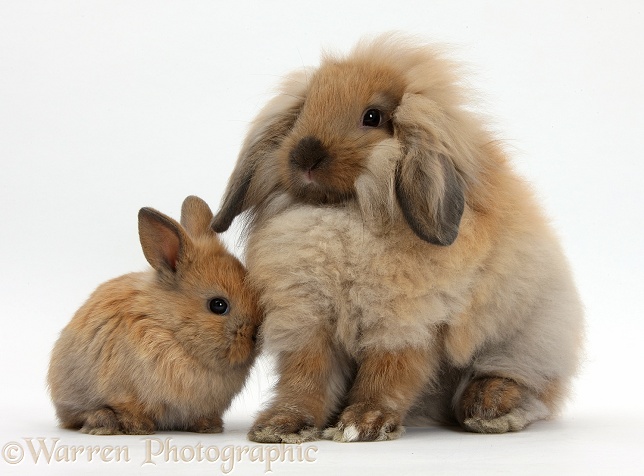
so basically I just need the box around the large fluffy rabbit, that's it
[48,196,262,434]
[212,35,584,442]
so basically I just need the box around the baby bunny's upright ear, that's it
[211,70,310,232]
[138,207,192,276]
[394,93,466,246]
[180,195,215,238]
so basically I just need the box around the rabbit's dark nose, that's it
[289,136,330,174]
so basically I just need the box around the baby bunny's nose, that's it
[289,136,330,174]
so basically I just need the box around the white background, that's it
[1,1,643,474]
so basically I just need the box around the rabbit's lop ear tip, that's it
[210,214,231,233]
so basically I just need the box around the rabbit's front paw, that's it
[323,403,404,442]
[248,405,320,444]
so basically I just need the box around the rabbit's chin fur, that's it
[214,35,584,442]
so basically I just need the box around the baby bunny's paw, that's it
[323,403,404,442]
[248,405,320,444]
[80,407,155,435]
[187,415,223,434]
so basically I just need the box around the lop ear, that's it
[138,207,191,276]
[394,93,466,246]
[211,70,309,232]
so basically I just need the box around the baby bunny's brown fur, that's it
[48,196,262,435]
[212,35,584,442]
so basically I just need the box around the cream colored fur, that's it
[213,35,584,439]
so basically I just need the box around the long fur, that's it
[213,34,584,442]
[47,196,262,435]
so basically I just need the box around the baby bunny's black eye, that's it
[208,298,230,315]
[362,108,382,127]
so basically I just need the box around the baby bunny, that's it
[48,196,262,435]
[212,35,584,443]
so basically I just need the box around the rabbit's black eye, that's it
[208,298,230,315]
[362,108,382,127]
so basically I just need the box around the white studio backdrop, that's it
[1,1,643,475]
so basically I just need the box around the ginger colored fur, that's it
[48,196,262,435]
[212,35,584,442]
